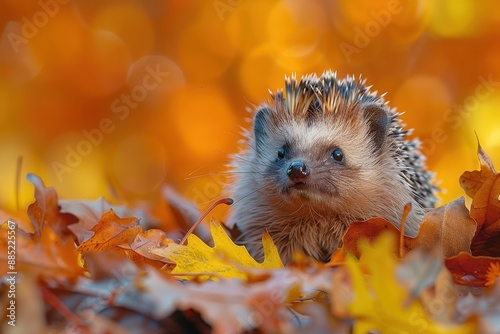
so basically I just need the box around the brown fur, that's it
[226,71,437,264]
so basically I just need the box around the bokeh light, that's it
[1,0,499,215]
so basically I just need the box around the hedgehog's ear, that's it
[363,104,389,151]
[254,107,270,154]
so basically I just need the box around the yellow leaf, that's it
[346,232,476,334]
[151,220,283,281]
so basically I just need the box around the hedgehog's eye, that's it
[277,146,286,160]
[331,148,344,163]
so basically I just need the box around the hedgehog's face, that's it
[252,103,391,216]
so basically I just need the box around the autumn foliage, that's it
[1,143,500,333]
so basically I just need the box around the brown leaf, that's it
[445,252,498,287]
[76,209,141,253]
[294,302,350,334]
[44,270,169,332]
[396,248,443,300]
[136,266,326,333]
[129,229,173,261]
[1,225,83,283]
[460,142,496,198]
[469,173,500,257]
[330,198,477,264]
[457,283,500,333]
[407,197,476,257]
[26,173,77,240]
[83,250,137,280]
[60,197,131,244]
[422,266,460,323]
[456,142,500,257]
[470,174,500,227]
[118,230,173,270]
[421,267,459,323]
[471,217,500,257]
[9,274,46,333]
[122,248,168,270]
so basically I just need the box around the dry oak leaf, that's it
[345,233,476,334]
[469,173,500,257]
[137,267,296,334]
[406,197,476,258]
[396,248,443,302]
[128,229,173,261]
[457,142,500,257]
[330,198,476,265]
[0,225,83,283]
[460,141,496,198]
[26,173,77,240]
[76,209,141,253]
[421,267,460,323]
[457,282,500,333]
[119,229,174,269]
[397,249,460,323]
[60,197,131,244]
[2,273,46,333]
[151,220,284,281]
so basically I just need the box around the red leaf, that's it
[445,252,499,287]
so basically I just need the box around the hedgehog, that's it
[225,71,438,264]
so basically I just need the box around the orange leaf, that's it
[460,141,500,255]
[460,142,496,198]
[456,142,500,257]
[60,197,130,244]
[328,218,401,263]
[76,209,141,253]
[329,245,348,264]
[469,174,500,257]
[470,174,500,228]
[0,225,83,283]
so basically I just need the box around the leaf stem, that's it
[180,198,233,245]
[399,203,411,258]
[15,156,22,211]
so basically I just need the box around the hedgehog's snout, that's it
[287,160,310,183]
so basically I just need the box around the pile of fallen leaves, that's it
[1,143,500,334]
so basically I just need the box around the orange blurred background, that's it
[1,0,499,215]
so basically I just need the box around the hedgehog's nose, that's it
[287,160,310,183]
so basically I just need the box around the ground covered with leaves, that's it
[1,143,500,333]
